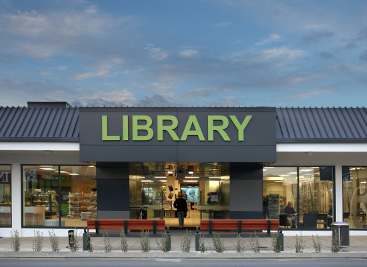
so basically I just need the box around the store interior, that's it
[129,162,230,228]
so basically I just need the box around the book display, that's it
[68,192,97,220]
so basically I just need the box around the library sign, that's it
[79,107,276,162]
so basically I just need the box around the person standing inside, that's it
[174,192,188,229]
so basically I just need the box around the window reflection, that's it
[343,167,367,229]
[0,165,11,227]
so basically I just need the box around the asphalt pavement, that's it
[0,258,366,267]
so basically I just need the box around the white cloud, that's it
[74,57,123,80]
[144,45,168,61]
[256,33,281,46]
[178,49,199,58]
[259,47,305,61]
[0,6,128,58]
[73,89,136,106]
[291,88,333,99]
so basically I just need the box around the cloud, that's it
[320,51,334,59]
[303,29,334,43]
[72,89,136,106]
[178,49,199,58]
[290,88,333,99]
[74,57,123,80]
[258,47,305,61]
[255,33,281,46]
[137,94,173,107]
[0,6,131,59]
[144,44,168,61]
[214,21,232,28]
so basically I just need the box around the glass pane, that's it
[0,165,11,227]
[343,167,367,229]
[129,162,230,228]
[23,165,59,227]
[59,166,97,227]
[299,167,333,229]
[263,167,298,228]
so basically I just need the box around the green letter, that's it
[230,115,252,141]
[207,115,230,141]
[101,115,120,141]
[180,115,205,141]
[157,115,179,141]
[132,115,153,141]
[122,115,129,141]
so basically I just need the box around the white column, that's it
[11,163,22,232]
[335,164,343,222]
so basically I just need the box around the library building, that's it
[0,101,367,236]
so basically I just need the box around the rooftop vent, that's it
[27,101,70,108]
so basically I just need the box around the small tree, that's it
[212,233,225,253]
[312,235,321,253]
[103,233,112,253]
[295,235,304,253]
[235,233,244,253]
[140,231,150,252]
[156,231,171,252]
[180,231,191,253]
[120,231,128,252]
[48,230,59,252]
[32,230,43,252]
[10,230,20,252]
[249,232,260,253]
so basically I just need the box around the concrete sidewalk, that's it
[0,234,366,258]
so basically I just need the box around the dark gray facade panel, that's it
[229,163,263,219]
[96,163,129,213]
[79,107,276,162]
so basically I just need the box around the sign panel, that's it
[79,107,276,162]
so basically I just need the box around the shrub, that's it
[312,235,321,253]
[68,230,80,252]
[295,235,304,253]
[235,233,244,253]
[212,233,225,253]
[156,231,171,252]
[120,231,128,252]
[140,231,150,252]
[272,233,282,253]
[199,235,206,253]
[10,230,20,252]
[180,231,191,253]
[32,230,43,252]
[48,230,59,252]
[331,235,340,253]
[103,233,112,253]
[249,232,260,253]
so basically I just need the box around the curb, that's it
[0,251,367,259]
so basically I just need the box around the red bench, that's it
[200,219,279,235]
[87,219,166,235]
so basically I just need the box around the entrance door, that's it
[129,162,230,228]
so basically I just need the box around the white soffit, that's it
[0,142,80,151]
[277,143,367,153]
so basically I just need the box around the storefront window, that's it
[343,167,367,229]
[23,165,96,228]
[299,167,333,229]
[263,167,298,228]
[23,165,59,227]
[0,165,11,227]
[129,162,230,228]
[263,166,334,229]
[59,166,96,227]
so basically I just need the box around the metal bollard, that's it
[195,230,200,251]
[278,230,284,251]
[83,228,91,251]
[68,230,75,249]
[166,230,171,252]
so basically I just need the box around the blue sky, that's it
[0,0,367,107]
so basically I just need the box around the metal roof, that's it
[0,107,79,142]
[0,106,366,143]
[276,107,367,143]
